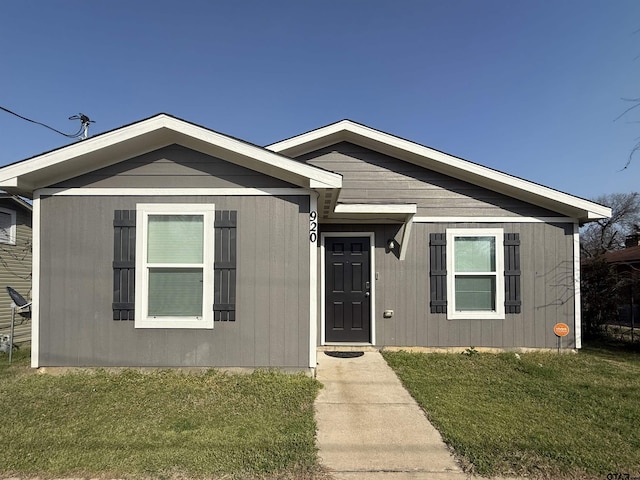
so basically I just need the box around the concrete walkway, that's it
[315,351,471,480]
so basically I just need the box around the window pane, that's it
[455,276,496,311]
[148,268,203,316]
[454,236,495,272]
[148,215,203,263]
[0,212,11,242]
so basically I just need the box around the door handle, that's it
[364,292,370,297]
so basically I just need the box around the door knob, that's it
[365,292,370,297]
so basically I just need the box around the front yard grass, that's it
[0,350,323,479]
[383,344,640,479]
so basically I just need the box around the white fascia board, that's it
[334,203,417,215]
[0,177,19,188]
[268,120,611,221]
[310,178,342,189]
[0,114,342,193]
[267,120,351,153]
[0,119,161,184]
[585,210,610,221]
[166,117,342,188]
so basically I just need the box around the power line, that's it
[0,105,94,139]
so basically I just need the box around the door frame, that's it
[320,232,375,345]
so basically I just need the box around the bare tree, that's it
[580,192,640,258]
[615,97,640,170]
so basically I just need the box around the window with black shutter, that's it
[112,207,238,325]
[429,229,521,318]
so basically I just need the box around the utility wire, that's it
[0,105,93,139]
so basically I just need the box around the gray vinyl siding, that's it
[298,142,562,217]
[320,221,576,349]
[38,194,310,368]
[51,145,296,189]
[0,202,32,345]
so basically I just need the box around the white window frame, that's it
[135,203,215,329]
[446,228,505,320]
[0,207,17,245]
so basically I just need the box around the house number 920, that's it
[309,211,317,243]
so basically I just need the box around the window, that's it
[446,228,505,319]
[0,208,16,245]
[135,204,215,329]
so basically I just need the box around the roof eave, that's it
[268,120,610,222]
[0,114,342,196]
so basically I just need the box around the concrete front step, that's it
[317,345,380,352]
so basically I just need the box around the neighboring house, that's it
[0,114,610,369]
[0,193,32,345]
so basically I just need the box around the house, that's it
[0,114,610,369]
[0,193,32,347]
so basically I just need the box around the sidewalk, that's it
[314,351,471,479]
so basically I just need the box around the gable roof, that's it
[267,119,611,223]
[0,114,342,198]
[0,192,32,212]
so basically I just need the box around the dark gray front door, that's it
[325,236,371,343]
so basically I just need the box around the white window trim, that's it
[0,207,17,245]
[446,228,505,320]
[135,203,215,329]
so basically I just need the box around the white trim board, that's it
[334,203,417,215]
[31,194,40,368]
[320,232,376,346]
[37,187,313,197]
[309,193,319,368]
[573,223,582,349]
[0,207,17,245]
[412,216,576,224]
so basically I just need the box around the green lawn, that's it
[383,343,640,479]
[0,349,323,479]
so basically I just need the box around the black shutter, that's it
[429,233,447,314]
[214,210,237,321]
[112,209,238,321]
[113,210,136,320]
[504,233,521,314]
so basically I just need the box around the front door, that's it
[325,236,371,343]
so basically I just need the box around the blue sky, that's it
[1,1,638,200]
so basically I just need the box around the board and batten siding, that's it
[320,221,576,349]
[37,194,311,367]
[298,142,562,218]
[0,201,32,345]
[50,144,297,189]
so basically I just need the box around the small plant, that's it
[461,346,479,356]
